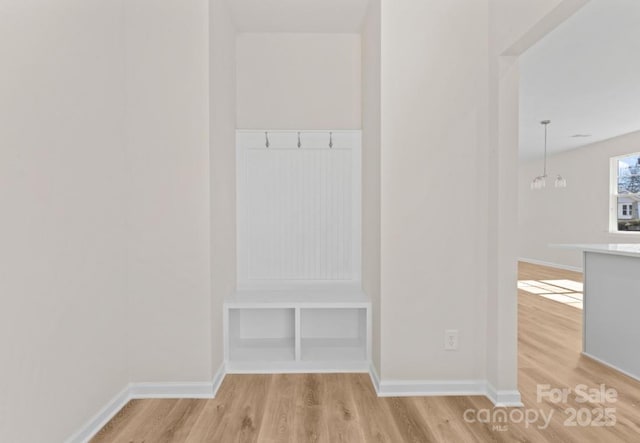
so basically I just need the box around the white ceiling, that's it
[519,0,640,160]
[224,0,371,33]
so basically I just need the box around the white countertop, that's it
[554,243,640,258]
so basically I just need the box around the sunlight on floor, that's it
[517,279,584,309]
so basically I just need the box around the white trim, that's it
[518,257,582,272]
[368,366,523,407]
[212,363,227,397]
[64,385,130,443]
[582,352,640,382]
[376,379,488,397]
[486,382,524,407]
[65,364,227,443]
[129,381,215,399]
[368,361,381,393]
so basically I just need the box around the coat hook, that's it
[297,132,302,148]
[265,131,270,148]
[329,132,333,149]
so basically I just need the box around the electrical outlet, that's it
[445,329,459,350]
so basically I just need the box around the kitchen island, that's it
[559,244,640,380]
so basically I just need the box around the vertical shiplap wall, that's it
[237,131,361,286]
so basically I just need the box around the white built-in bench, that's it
[224,288,371,373]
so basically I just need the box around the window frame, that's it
[610,152,640,233]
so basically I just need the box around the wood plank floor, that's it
[92,263,640,442]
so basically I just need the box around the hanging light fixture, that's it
[531,120,567,190]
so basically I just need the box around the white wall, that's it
[0,1,128,441]
[361,0,382,375]
[377,0,582,398]
[0,2,595,439]
[209,0,237,374]
[519,130,640,270]
[124,0,212,382]
[486,0,587,397]
[481,0,587,399]
[236,33,362,129]
[379,0,490,381]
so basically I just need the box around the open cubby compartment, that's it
[300,308,367,362]
[227,308,295,362]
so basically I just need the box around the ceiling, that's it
[224,0,371,33]
[519,0,640,160]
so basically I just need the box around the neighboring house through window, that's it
[612,153,640,231]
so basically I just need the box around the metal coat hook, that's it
[265,131,270,148]
[297,132,302,148]
[329,132,333,149]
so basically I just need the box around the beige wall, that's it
[124,0,212,383]
[486,0,587,395]
[0,1,128,441]
[236,33,362,129]
[361,0,382,375]
[1,1,597,439]
[379,0,490,380]
[209,0,237,374]
[376,0,584,397]
[484,0,586,398]
[519,130,640,270]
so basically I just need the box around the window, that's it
[611,153,640,232]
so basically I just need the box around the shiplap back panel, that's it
[237,130,361,287]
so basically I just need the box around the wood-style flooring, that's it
[92,262,640,442]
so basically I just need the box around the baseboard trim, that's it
[486,382,524,407]
[368,361,381,393]
[582,352,640,382]
[64,385,130,443]
[376,378,488,397]
[368,367,523,407]
[66,364,227,443]
[519,257,582,273]
[129,381,215,399]
[212,362,226,397]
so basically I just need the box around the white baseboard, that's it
[519,257,582,273]
[129,381,215,399]
[486,382,524,407]
[212,362,226,396]
[368,362,381,393]
[66,364,227,443]
[582,352,640,382]
[64,385,131,443]
[368,365,523,407]
[376,378,488,397]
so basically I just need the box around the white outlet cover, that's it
[444,329,459,351]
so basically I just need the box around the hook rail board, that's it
[236,130,362,289]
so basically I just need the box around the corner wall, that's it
[379,0,489,381]
[210,0,237,375]
[375,0,586,401]
[519,130,640,270]
[487,0,589,400]
[361,0,382,375]
[124,0,212,383]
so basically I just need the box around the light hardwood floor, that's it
[92,263,640,442]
